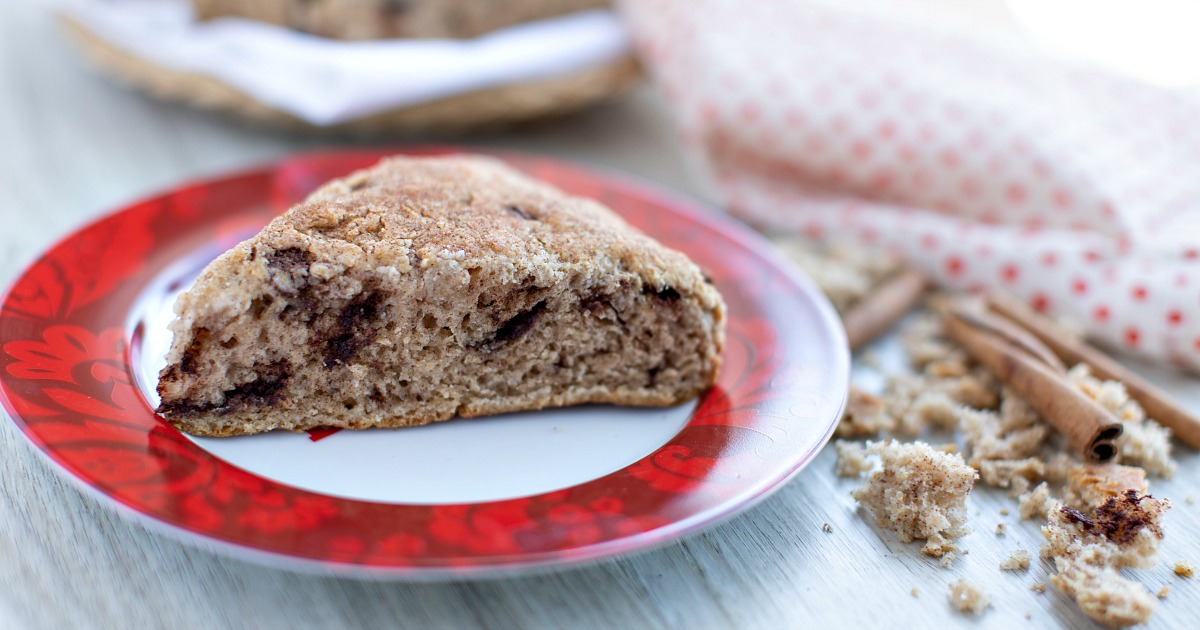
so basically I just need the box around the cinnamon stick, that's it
[944,301,1122,462]
[988,294,1200,449]
[950,305,1065,372]
[843,269,928,351]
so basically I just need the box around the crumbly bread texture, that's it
[192,0,608,40]
[979,458,1045,490]
[1065,464,1148,513]
[836,387,893,438]
[1001,549,1031,572]
[834,305,1177,490]
[948,579,991,615]
[1018,482,1056,521]
[1051,554,1156,628]
[961,391,1049,472]
[788,236,1182,626]
[851,441,977,557]
[1043,492,1169,628]
[883,313,1001,436]
[157,156,726,436]
[1045,498,1166,567]
[834,440,874,478]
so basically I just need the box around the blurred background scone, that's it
[57,0,635,134]
[193,0,610,40]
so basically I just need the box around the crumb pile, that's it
[783,239,1181,627]
[1042,490,1169,627]
[845,441,977,557]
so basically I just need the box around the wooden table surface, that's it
[2,2,1198,628]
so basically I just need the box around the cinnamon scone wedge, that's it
[157,155,726,436]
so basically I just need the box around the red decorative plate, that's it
[0,148,849,577]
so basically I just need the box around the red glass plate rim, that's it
[0,147,849,578]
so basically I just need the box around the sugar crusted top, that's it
[173,155,721,325]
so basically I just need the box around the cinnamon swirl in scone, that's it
[157,155,725,436]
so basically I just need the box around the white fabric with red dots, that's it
[619,0,1200,371]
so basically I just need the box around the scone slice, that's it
[157,155,725,436]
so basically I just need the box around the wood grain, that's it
[2,2,1198,629]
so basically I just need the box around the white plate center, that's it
[128,252,694,505]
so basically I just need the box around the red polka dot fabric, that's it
[619,0,1200,371]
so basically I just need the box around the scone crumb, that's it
[1157,586,1169,599]
[960,392,1047,472]
[1050,561,1156,627]
[948,579,991,615]
[1031,582,1047,594]
[1174,561,1194,578]
[939,552,956,568]
[1044,492,1168,569]
[1116,420,1175,479]
[1001,549,1031,572]
[1043,493,1169,627]
[1008,475,1032,499]
[1046,492,1166,568]
[821,522,833,534]
[1186,495,1195,505]
[1067,364,1144,423]
[1000,509,1010,516]
[837,387,895,438]
[1065,463,1147,512]
[1043,453,1076,485]
[835,440,874,477]
[850,441,976,557]
[897,389,963,435]
[1018,482,1056,521]
[911,587,919,597]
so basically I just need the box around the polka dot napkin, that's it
[618,0,1200,371]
